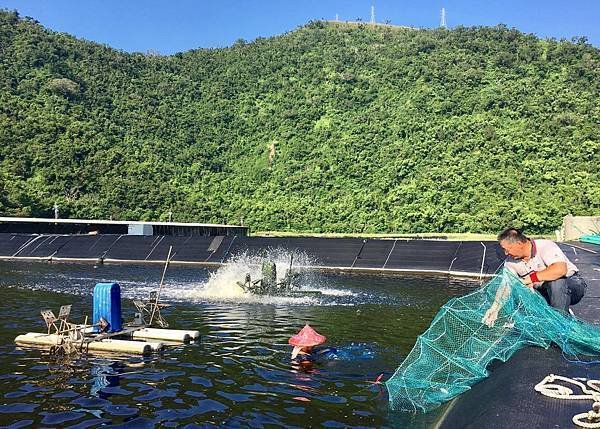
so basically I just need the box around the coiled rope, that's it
[535,374,600,428]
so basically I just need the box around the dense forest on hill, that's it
[0,10,598,233]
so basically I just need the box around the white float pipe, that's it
[15,333,163,355]
[132,328,200,342]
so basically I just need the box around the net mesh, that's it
[386,268,600,412]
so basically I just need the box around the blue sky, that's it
[1,0,598,54]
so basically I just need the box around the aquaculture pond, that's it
[0,260,477,428]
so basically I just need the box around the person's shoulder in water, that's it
[295,346,337,361]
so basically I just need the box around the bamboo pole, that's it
[149,246,172,326]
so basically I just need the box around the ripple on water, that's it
[71,396,111,408]
[66,418,111,429]
[0,403,38,413]
[133,387,178,401]
[216,390,253,402]
[103,404,139,417]
[183,390,207,399]
[4,421,34,429]
[196,398,229,414]
[40,410,85,425]
[98,386,133,396]
[322,420,346,428]
[4,391,29,399]
[104,416,155,429]
[52,390,80,399]
[189,375,212,387]
[284,406,306,414]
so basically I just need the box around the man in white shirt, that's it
[498,228,587,313]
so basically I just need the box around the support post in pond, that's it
[99,234,124,263]
[48,235,75,259]
[145,236,165,260]
[220,235,237,263]
[479,242,487,280]
[447,241,462,274]
[382,239,397,269]
[149,246,172,326]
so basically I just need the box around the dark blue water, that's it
[0,261,476,428]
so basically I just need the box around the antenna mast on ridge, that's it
[371,5,375,24]
[440,7,447,28]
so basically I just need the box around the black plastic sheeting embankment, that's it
[102,235,164,261]
[0,233,505,275]
[451,240,503,275]
[102,235,235,263]
[0,234,34,256]
[15,235,73,258]
[55,235,122,259]
[435,346,600,429]
[225,237,367,268]
[383,239,458,271]
[222,236,504,274]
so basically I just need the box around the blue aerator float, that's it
[14,281,199,356]
[15,245,199,356]
[92,282,123,333]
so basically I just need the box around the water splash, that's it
[180,250,328,303]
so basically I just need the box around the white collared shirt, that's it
[505,239,578,280]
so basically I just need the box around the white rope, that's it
[535,374,600,428]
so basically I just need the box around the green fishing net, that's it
[386,268,600,412]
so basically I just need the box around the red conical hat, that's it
[288,324,326,347]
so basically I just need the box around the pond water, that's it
[0,260,478,428]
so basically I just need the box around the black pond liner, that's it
[0,233,505,276]
[434,346,600,429]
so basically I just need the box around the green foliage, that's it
[0,11,598,233]
[46,77,79,98]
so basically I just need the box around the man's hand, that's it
[520,276,536,291]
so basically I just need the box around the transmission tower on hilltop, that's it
[371,5,375,24]
[440,7,447,28]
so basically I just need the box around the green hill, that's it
[0,10,598,233]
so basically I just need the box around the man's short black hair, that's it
[498,228,528,243]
